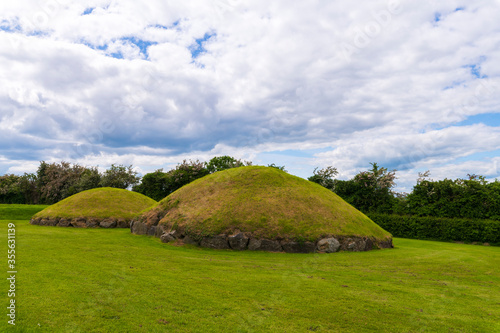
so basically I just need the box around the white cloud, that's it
[0,0,499,190]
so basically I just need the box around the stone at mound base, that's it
[99,219,117,228]
[131,166,393,253]
[248,238,283,252]
[228,233,250,250]
[131,219,393,253]
[160,233,176,243]
[280,241,316,253]
[201,235,231,250]
[30,216,131,228]
[58,218,71,227]
[317,238,341,253]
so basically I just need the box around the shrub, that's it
[206,156,251,173]
[405,174,500,220]
[368,213,500,244]
[134,160,209,201]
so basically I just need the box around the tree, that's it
[312,163,398,214]
[0,174,24,204]
[74,167,101,193]
[308,166,338,189]
[36,161,87,204]
[18,173,39,204]
[342,163,397,213]
[132,169,171,201]
[205,156,251,173]
[133,160,210,200]
[100,164,140,189]
[167,159,210,191]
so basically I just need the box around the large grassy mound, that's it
[137,166,391,244]
[32,188,156,227]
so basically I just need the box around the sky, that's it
[1,0,500,192]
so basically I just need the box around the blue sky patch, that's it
[82,37,157,60]
[149,21,180,31]
[83,7,95,15]
[0,20,22,33]
[109,52,124,59]
[465,63,487,79]
[121,37,157,59]
[456,113,500,127]
[190,32,216,58]
[82,41,107,51]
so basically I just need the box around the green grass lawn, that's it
[0,204,49,220]
[1,207,499,332]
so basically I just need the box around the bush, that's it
[206,156,251,173]
[405,175,500,220]
[133,160,209,201]
[99,164,140,189]
[368,213,500,244]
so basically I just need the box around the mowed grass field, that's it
[1,205,499,332]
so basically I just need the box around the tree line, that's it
[0,156,256,205]
[1,157,499,220]
[0,161,139,204]
[308,164,500,220]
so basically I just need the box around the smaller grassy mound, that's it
[32,188,156,228]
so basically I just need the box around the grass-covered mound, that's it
[132,166,392,252]
[31,187,156,228]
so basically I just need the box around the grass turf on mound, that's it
[33,187,156,220]
[145,166,391,242]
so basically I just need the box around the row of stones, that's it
[131,221,393,253]
[30,217,130,228]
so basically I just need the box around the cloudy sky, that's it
[1,0,500,192]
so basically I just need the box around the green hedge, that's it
[368,213,500,244]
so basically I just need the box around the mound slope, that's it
[132,166,393,252]
[31,187,157,228]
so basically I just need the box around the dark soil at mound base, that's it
[30,217,130,228]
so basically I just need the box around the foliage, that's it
[132,169,171,201]
[99,164,140,189]
[133,160,210,201]
[0,174,24,204]
[135,157,256,200]
[307,165,500,219]
[206,155,251,173]
[369,213,500,244]
[405,172,500,220]
[329,163,397,214]
[169,159,210,188]
[308,166,338,189]
[267,163,287,172]
[0,174,40,204]
[0,162,141,204]
[74,167,101,193]
[36,161,88,204]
